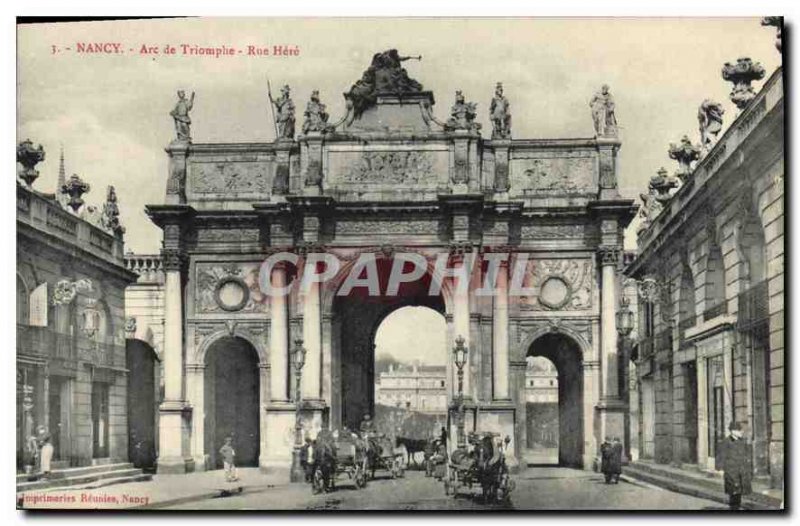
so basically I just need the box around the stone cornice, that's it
[17,221,137,284]
[629,67,783,277]
[145,204,196,228]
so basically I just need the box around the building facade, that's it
[375,364,448,413]
[625,66,784,488]
[16,145,137,470]
[144,51,636,474]
[375,363,557,412]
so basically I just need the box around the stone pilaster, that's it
[301,133,324,195]
[597,246,626,447]
[158,245,192,473]
[492,259,510,400]
[493,141,511,195]
[273,142,292,196]
[165,141,189,205]
[596,138,621,200]
[269,263,290,401]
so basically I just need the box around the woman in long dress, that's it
[39,433,54,477]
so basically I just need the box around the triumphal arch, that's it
[146,50,636,474]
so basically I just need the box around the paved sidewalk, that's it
[18,468,286,510]
[624,461,783,510]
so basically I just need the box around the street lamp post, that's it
[289,338,307,483]
[453,335,468,448]
[616,296,634,461]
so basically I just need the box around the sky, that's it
[17,17,782,254]
[375,306,447,365]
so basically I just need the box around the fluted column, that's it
[157,247,189,473]
[492,260,510,400]
[599,247,620,400]
[301,279,322,400]
[163,257,183,402]
[270,264,289,401]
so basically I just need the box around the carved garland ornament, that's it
[521,258,593,311]
[195,263,266,313]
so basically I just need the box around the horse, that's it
[395,437,427,467]
[473,434,506,503]
[311,433,337,493]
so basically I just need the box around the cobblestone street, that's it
[163,468,724,511]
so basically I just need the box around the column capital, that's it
[162,248,186,271]
[597,246,621,267]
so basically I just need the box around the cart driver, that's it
[359,413,376,436]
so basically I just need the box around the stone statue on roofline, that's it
[698,99,725,152]
[170,90,195,142]
[302,90,333,134]
[270,84,296,140]
[490,82,511,139]
[101,185,125,237]
[445,91,481,132]
[590,84,617,137]
[346,49,423,118]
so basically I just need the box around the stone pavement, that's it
[19,465,766,511]
[17,468,283,510]
[166,467,725,511]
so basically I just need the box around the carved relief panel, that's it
[194,262,268,314]
[518,258,595,311]
[187,157,275,199]
[326,146,449,190]
[509,151,596,195]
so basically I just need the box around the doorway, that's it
[526,333,583,468]
[204,337,260,468]
[126,339,158,469]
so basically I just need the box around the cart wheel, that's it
[312,469,324,495]
[357,470,367,488]
[451,472,461,497]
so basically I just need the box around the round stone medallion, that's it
[539,277,571,309]
[214,277,250,312]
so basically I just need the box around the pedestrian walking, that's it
[611,437,623,483]
[600,437,614,483]
[219,437,238,483]
[300,437,313,482]
[721,422,752,510]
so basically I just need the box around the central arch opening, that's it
[332,257,448,433]
[373,306,448,440]
[204,336,260,469]
[526,333,583,468]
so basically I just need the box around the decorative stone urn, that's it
[62,174,91,212]
[17,139,45,187]
[648,167,679,203]
[668,136,701,183]
[722,57,766,110]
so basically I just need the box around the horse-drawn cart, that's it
[443,432,515,503]
[310,432,368,494]
[364,433,405,480]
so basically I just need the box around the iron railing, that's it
[17,324,119,366]
[703,301,728,322]
[738,280,769,330]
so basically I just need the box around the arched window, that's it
[704,243,727,318]
[679,263,696,327]
[16,275,29,326]
[739,214,767,286]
